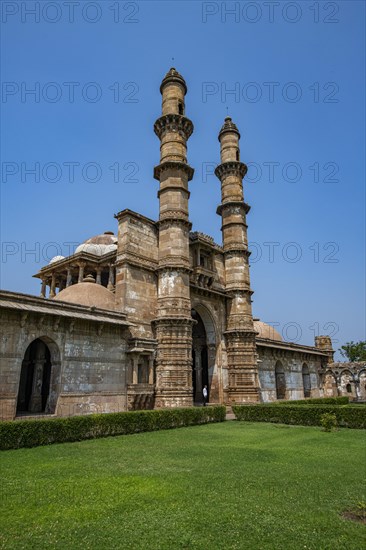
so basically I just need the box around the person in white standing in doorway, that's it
[203,385,208,406]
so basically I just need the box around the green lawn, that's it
[0,422,365,550]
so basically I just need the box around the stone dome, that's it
[254,320,283,342]
[53,278,116,311]
[74,231,117,257]
[49,255,65,264]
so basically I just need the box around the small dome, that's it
[74,243,117,256]
[53,282,116,310]
[49,255,65,264]
[74,232,117,256]
[84,232,117,246]
[254,320,283,342]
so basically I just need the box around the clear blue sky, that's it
[1,1,365,357]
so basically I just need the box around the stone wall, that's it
[0,299,129,420]
[115,210,158,339]
[257,345,323,402]
[322,362,366,401]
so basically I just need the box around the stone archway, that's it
[191,305,217,404]
[340,370,356,400]
[275,361,286,400]
[17,337,59,415]
[302,363,311,398]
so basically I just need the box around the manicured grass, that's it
[1,422,365,549]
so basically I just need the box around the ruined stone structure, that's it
[1,69,364,420]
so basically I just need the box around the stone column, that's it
[96,267,102,285]
[107,265,115,290]
[354,375,361,401]
[49,273,56,298]
[29,342,46,413]
[132,355,139,384]
[66,267,73,287]
[40,279,47,298]
[28,359,45,412]
[78,264,85,283]
[336,376,342,396]
[148,355,154,385]
[58,278,65,292]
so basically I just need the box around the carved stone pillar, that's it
[96,267,102,285]
[107,264,115,291]
[336,376,342,396]
[49,273,56,298]
[354,375,361,401]
[148,355,154,385]
[40,279,47,298]
[78,263,85,283]
[132,355,139,384]
[29,359,44,413]
[66,267,73,287]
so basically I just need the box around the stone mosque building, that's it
[1,69,365,421]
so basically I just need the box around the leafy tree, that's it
[339,341,366,362]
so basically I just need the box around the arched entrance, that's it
[340,371,356,399]
[17,339,53,414]
[275,361,286,400]
[192,309,209,404]
[302,363,311,398]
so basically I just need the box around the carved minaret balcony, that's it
[153,68,195,408]
[215,117,260,403]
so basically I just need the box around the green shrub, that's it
[232,404,365,429]
[0,406,226,451]
[270,396,349,406]
[320,412,338,432]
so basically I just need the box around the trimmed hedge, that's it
[270,396,349,406]
[0,406,226,451]
[232,404,366,429]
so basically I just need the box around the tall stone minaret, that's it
[215,117,260,403]
[153,68,195,408]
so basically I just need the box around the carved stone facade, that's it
[1,68,364,421]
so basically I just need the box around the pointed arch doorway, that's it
[17,338,57,415]
[192,311,208,404]
[191,307,217,405]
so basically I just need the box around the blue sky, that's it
[1,0,365,356]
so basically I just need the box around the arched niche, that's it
[17,336,60,416]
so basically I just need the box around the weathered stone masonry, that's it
[1,68,364,421]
